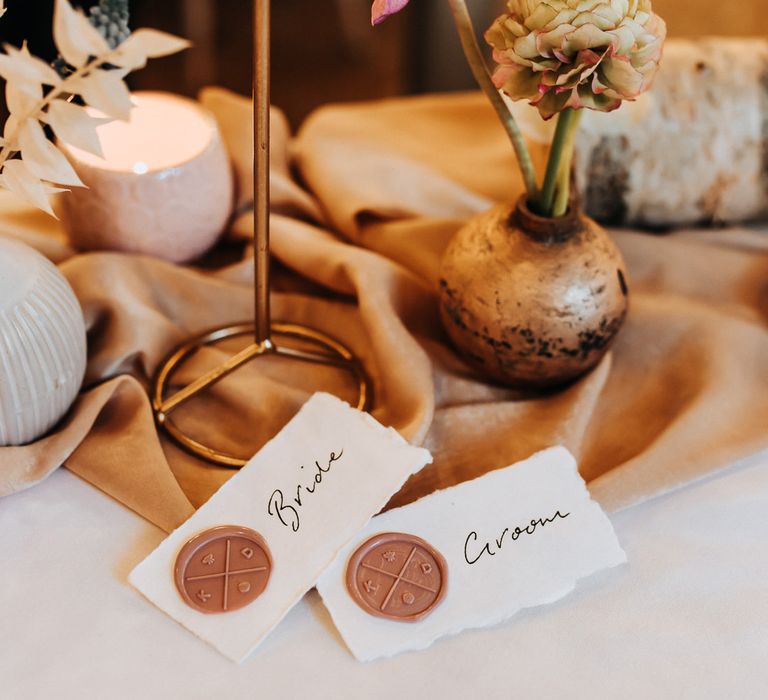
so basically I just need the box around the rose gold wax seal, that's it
[174,525,272,614]
[345,532,448,622]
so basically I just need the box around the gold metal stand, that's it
[151,0,372,468]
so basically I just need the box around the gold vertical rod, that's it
[253,0,271,345]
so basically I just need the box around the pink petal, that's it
[491,64,516,89]
[563,90,583,110]
[371,0,410,26]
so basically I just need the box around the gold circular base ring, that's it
[151,322,372,468]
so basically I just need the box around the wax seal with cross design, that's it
[345,532,448,622]
[174,525,272,614]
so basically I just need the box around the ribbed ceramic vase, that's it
[0,239,87,445]
[438,197,629,388]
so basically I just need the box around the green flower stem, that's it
[552,147,573,217]
[447,0,538,200]
[552,108,582,217]
[536,108,580,217]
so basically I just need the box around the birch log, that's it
[574,38,768,227]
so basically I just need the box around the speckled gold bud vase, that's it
[438,198,628,388]
[0,238,87,445]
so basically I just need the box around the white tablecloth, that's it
[3,452,767,699]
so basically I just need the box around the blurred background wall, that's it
[1,0,767,128]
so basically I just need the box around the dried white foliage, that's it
[0,0,190,215]
[68,69,133,121]
[113,29,192,71]
[53,0,110,68]
[42,99,107,158]
[18,118,83,187]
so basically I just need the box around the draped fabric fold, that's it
[0,87,766,531]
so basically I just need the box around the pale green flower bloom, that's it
[486,0,666,119]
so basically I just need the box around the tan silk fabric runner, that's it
[1,88,767,533]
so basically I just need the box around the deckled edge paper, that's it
[316,446,627,661]
[129,392,432,662]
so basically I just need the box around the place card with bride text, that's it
[129,393,431,662]
[316,446,626,661]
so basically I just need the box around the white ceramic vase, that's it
[0,238,87,445]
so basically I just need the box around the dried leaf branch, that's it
[0,0,189,215]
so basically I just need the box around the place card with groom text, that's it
[317,446,626,661]
[129,392,432,662]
